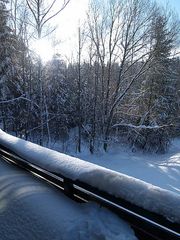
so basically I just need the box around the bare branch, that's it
[41,0,70,28]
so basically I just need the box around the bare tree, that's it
[26,0,70,145]
[87,0,156,151]
[77,26,82,152]
[26,0,70,39]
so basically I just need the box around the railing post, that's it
[63,177,74,198]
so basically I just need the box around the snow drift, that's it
[0,159,137,240]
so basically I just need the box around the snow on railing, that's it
[0,129,180,225]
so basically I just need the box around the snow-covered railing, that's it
[0,130,179,240]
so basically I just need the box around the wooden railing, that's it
[0,144,179,240]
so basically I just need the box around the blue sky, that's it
[157,0,180,16]
[43,0,180,60]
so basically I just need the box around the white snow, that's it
[75,139,180,195]
[112,123,169,129]
[0,129,180,224]
[0,159,137,240]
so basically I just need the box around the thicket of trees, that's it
[0,0,180,153]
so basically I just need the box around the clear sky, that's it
[51,0,89,60]
[30,0,89,61]
[157,0,180,16]
[38,0,180,61]
[56,0,180,59]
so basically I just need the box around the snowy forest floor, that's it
[52,138,180,195]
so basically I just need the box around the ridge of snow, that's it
[0,129,180,223]
[0,160,137,240]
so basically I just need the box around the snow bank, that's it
[0,159,137,240]
[0,130,180,223]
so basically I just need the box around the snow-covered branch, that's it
[0,96,39,108]
[112,123,174,129]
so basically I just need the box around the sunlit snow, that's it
[0,130,179,223]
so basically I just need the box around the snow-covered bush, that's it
[127,126,171,153]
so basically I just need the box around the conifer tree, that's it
[131,11,179,152]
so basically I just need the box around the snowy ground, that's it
[73,139,180,195]
[0,130,179,223]
[4,129,180,195]
[0,159,137,240]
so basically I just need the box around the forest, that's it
[0,0,180,154]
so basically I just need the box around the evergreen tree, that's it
[0,0,16,131]
[0,0,29,136]
[130,12,179,152]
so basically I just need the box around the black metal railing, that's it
[0,144,179,240]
